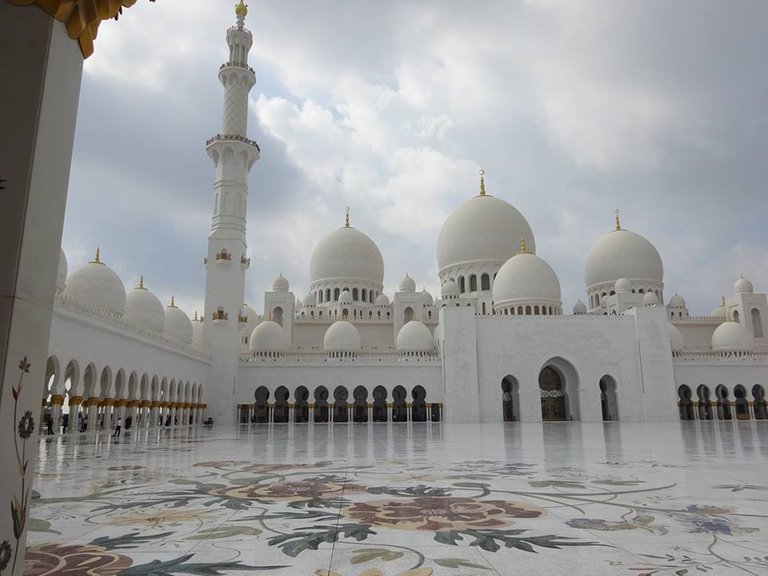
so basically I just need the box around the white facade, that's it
[43,6,768,432]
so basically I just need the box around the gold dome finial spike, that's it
[194,310,199,321]
[520,237,527,253]
[138,275,145,289]
[235,0,248,19]
[91,246,101,264]
[344,206,350,228]
[170,295,176,307]
[615,209,622,231]
[479,169,486,196]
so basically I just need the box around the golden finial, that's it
[235,0,248,19]
[194,310,199,321]
[344,206,350,228]
[614,209,622,231]
[91,246,101,264]
[721,295,726,307]
[170,295,176,307]
[138,275,145,290]
[520,237,527,253]
[479,169,486,196]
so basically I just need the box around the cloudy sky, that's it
[62,0,768,318]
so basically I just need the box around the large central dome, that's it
[437,183,535,274]
[310,223,384,285]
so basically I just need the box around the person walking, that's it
[112,416,122,438]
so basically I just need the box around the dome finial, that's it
[344,206,350,228]
[479,169,486,196]
[614,209,622,231]
[235,0,247,25]
[520,237,527,253]
[138,275,145,290]
[170,295,176,307]
[194,310,199,321]
[91,246,101,264]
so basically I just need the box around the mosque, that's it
[41,3,768,432]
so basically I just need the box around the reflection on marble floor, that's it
[26,422,768,575]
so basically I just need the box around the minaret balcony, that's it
[206,134,260,152]
[212,309,229,324]
[237,314,248,324]
[240,255,251,269]
[215,250,233,263]
[220,62,255,74]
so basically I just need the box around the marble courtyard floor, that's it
[25,422,768,575]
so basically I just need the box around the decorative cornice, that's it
[6,0,155,58]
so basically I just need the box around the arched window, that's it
[534,305,540,315]
[733,310,740,323]
[517,306,523,315]
[404,307,414,323]
[752,308,763,338]
[481,302,486,314]
[481,273,490,291]
[469,274,477,292]
[272,306,283,326]
[362,288,367,302]
[325,288,331,302]
[352,288,359,301]
[459,277,466,293]
[334,288,340,301]
[525,305,532,315]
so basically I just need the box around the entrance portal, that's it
[539,366,567,421]
[501,375,519,422]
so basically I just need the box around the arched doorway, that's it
[677,385,694,420]
[294,386,310,423]
[752,385,767,420]
[352,386,368,422]
[254,386,269,423]
[539,366,567,421]
[333,386,349,422]
[411,386,427,422]
[715,385,731,420]
[696,385,712,420]
[314,387,329,423]
[392,385,408,422]
[734,385,749,420]
[599,375,619,421]
[500,375,519,422]
[274,386,289,423]
[372,386,387,422]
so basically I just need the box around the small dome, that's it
[310,223,384,285]
[711,321,753,352]
[668,323,684,351]
[643,292,659,305]
[191,312,204,351]
[303,292,316,306]
[399,273,416,292]
[56,249,67,292]
[437,187,535,273]
[573,299,587,315]
[668,293,686,308]
[421,288,433,305]
[492,252,561,307]
[339,289,353,304]
[734,276,754,294]
[375,293,390,306]
[441,279,459,298]
[250,320,289,352]
[164,299,193,344]
[272,273,289,291]
[585,227,663,289]
[396,320,434,353]
[323,320,361,352]
[124,279,165,333]
[614,278,632,293]
[62,251,126,316]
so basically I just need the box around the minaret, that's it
[203,2,259,423]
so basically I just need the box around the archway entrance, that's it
[314,387,329,423]
[696,385,712,420]
[273,386,289,423]
[254,386,269,423]
[539,366,567,421]
[294,386,310,423]
[392,386,407,422]
[501,375,519,422]
[372,386,387,422]
[753,385,767,420]
[677,385,694,420]
[599,376,619,421]
[734,385,749,420]
[411,386,427,422]
[333,386,349,422]
[352,386,368,422]
[715,385,731,420]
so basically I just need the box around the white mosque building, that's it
[42,3,768,432]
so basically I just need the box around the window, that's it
[353,288,359,301]
[469,274,477,292]
[459,277,466,293]
[481,273,490,291]
[334,288,340,301]
[753,308,764,338]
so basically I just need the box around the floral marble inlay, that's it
[24,422,768,575]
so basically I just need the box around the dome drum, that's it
[312,280,383,307]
